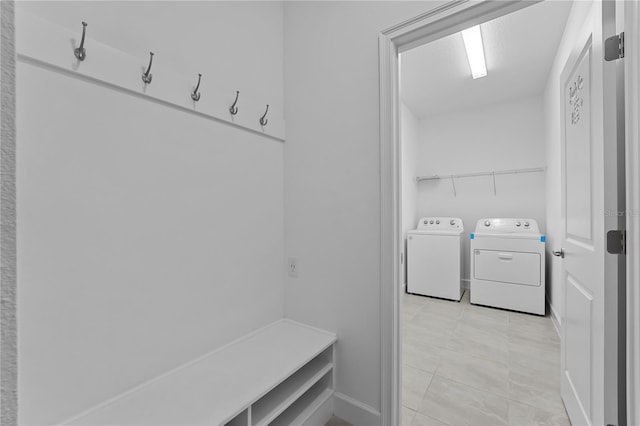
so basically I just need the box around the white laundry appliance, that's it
[407,217,464,301]
[470,218,545,315]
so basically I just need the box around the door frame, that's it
[377,1,639,425]
[624,1,640,424]
[378,2,538,424]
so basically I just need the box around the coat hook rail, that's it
[15,11,287,141]
[416,166,546,182]
[260,104,269,126]
[191,73,202,101]
[74,21,87,61]
[142,51,154,84]
[229,91,240,115]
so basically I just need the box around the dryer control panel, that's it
[417,217,464,230]
[475,218,540,233]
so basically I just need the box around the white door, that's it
[558,1,622,425]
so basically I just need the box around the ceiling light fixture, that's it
[461,25,487,79]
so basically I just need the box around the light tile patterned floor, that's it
[402,290,571,426]
[325,416,353,426]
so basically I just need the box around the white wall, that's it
[16,2,285,424]
[543,0,592,323]
[414,95,546,282]
[282,2,443,422]
[401,103,419,285]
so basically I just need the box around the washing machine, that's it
[470,218,545,315]
[407,217,464,301]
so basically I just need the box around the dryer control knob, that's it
[484,220,491,227]
[430,220,434,224]
[450,219,456,226]
[516,221,521,226]
[524,222,530,227]
[436,220,440,224]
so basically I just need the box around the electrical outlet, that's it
[287,257,298,277]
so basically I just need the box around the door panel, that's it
[560,1,619,425]
[565,274,593,417]
[473,250,541,286]
[565,43,593,243]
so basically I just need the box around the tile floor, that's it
[402,290,570,426]
[325,416,353,426]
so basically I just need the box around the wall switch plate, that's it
[287,257,298,277]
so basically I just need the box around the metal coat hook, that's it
[142,52,154,84]
[492,171,497,196]
[229,91,239,115]
[451,177,457,197]
[74,21,88,61]
[259,104,269,126]
[191,73,202,101]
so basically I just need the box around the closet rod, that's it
[416,166,546,182]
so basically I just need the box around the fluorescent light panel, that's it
[461,25,487,79]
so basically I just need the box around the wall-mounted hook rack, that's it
[73,21,87,61]
[142,52,154,84]
[191,73,202,101]
[259,104,269,126]
[229,91,239,115]
[15,12,286,142]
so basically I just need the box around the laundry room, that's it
[399,1,578,424]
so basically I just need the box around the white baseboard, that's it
[333,392,381,426]
[302,391,334,426]
[547,297,561,337]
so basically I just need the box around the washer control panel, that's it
[475,218,539,233]
[417,217,464,230]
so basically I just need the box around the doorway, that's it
[400,2,568,424]
[378,1,628,425]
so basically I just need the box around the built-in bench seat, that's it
[66,320,337,426]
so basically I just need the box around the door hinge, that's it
[605,32,624,61]
[606,230,626,255]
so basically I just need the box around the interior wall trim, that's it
[625,1,640,423]
[547,295,561,336]
[333,392,380,426]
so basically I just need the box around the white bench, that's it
[66,320,337,426]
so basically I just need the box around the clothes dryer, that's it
[470,218,545,315]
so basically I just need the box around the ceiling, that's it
[400,1,572,119]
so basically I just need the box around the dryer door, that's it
[473,249,541,287]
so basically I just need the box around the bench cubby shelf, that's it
[66,320,337,426]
